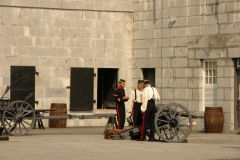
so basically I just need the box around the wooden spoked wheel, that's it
[154,103,193,143]
[1,100,35,136]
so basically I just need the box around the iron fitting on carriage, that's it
[169,118,179,128]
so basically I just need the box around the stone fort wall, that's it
[132,0,240,132]
[0,0,133,126]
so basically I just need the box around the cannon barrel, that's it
[161,108,198,118]
[155,104,197,118]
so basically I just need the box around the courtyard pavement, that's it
[0,127,239,160]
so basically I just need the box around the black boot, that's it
[148,137,157,142]
[131,135,139,140]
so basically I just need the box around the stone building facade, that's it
[0,0,240,132]
[0,0,134,127]
[132,0,240,132]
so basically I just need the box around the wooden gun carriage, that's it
[0,87,196,143]
[109,103,197,143]
[0,87,117,136]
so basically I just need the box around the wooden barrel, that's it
[204,107,224,133]
[49,103,67,128]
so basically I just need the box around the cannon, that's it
[109,103,197,143]
[0,87,117,136]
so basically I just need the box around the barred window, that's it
[205,61,217,84]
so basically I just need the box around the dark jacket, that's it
[113,86,128,103]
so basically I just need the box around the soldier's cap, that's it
[138,80,144,84]
[119,79,126,83]
[143,79,150,84]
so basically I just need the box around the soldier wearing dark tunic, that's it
[113,79,129,129]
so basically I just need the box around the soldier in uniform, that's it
[113,79,129,129]
[138,79,161,141]
[128,80,144,140]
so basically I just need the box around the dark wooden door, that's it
[70,68,95,111]
[237,70,240,129]
[10,66,35,109]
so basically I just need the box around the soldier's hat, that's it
[143,79,150,84]
[119,79,126,83]
[138,80,144,84]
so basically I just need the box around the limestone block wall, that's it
[0,0,133,12]
[133,0,240,132]
[0,0,133,127]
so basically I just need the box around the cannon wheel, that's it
[154,103,193,143]
[1,100,35,136]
